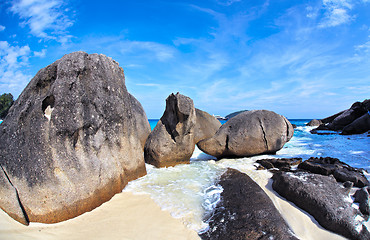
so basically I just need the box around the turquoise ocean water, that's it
[134,118,370,233]
[149,118,370,171]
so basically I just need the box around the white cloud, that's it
[0,41,32,96]
[0,25,5,31]
[319,0,354,27]
[216,0,241,6]
[10,0,73,42]
[33,48,46,57]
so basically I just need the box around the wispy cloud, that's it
[319,0,354,27]
[0,41,32,95]
[10,0,73,42]
[215,0,241,6]
[0,25,5,31]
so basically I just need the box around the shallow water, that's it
[126,119,370,236]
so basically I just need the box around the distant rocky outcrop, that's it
[0,52,148,225]
[224,110,248,120]
[144,93,220,168]
[272,171,370,240]
[200,168,298,240]
[312,99,370,135]
[197,110,294,159]
[306,119,321,126]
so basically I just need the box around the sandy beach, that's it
[0,191,200,240]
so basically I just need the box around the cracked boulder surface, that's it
[144,93,197,167]
[0,51,148,225]
[197,110,294,159]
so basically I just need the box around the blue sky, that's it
[0,0,370,119]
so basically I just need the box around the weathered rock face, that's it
[306,119,322,126]
[128,93,151,149]
[197,110,294,159]
[194,108,221,143]
[200,168,298,240]
[144,93,196,167]
[272,171,370,240]
[313,99,370,135]
[0,51,148,225]
[298,157,369,187]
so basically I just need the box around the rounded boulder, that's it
[197,110,293,159]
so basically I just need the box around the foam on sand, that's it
[0,192,200,240]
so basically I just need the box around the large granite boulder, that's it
[194,108,221,143]
[197,110,294,159]
[0,51,148,225]
[144,93,197,167]
[200,168,298,240]
[272,171,370,240]
[128,93,151,149]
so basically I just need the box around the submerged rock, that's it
[197,110,294,159]
[200,168,298,240]
[0,52,148,225]
[272,171,370,240]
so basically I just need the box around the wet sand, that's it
[0,192,200,240]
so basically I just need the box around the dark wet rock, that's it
[312,99,370,135]
[257,158,302,171]
[0,52,148,224]
[344,181,354,190]
[298,157,369,187]
[342,113,370,135]
[197,110,294,159]
[333,168,369,188]
[272,171,370,240]
[354,187,370,218]
[194,108,221,143]
[309,129,339,135]
[306,119,322,126]
[292,124,297,128]
[200,168,298,240]
[144,93,196,167]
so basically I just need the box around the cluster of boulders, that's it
[0,52,294,226]
[257,156,370,239]
[309,99,370,135]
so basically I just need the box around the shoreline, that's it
[0,191,200,240]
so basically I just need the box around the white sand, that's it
[0,192,200,240]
